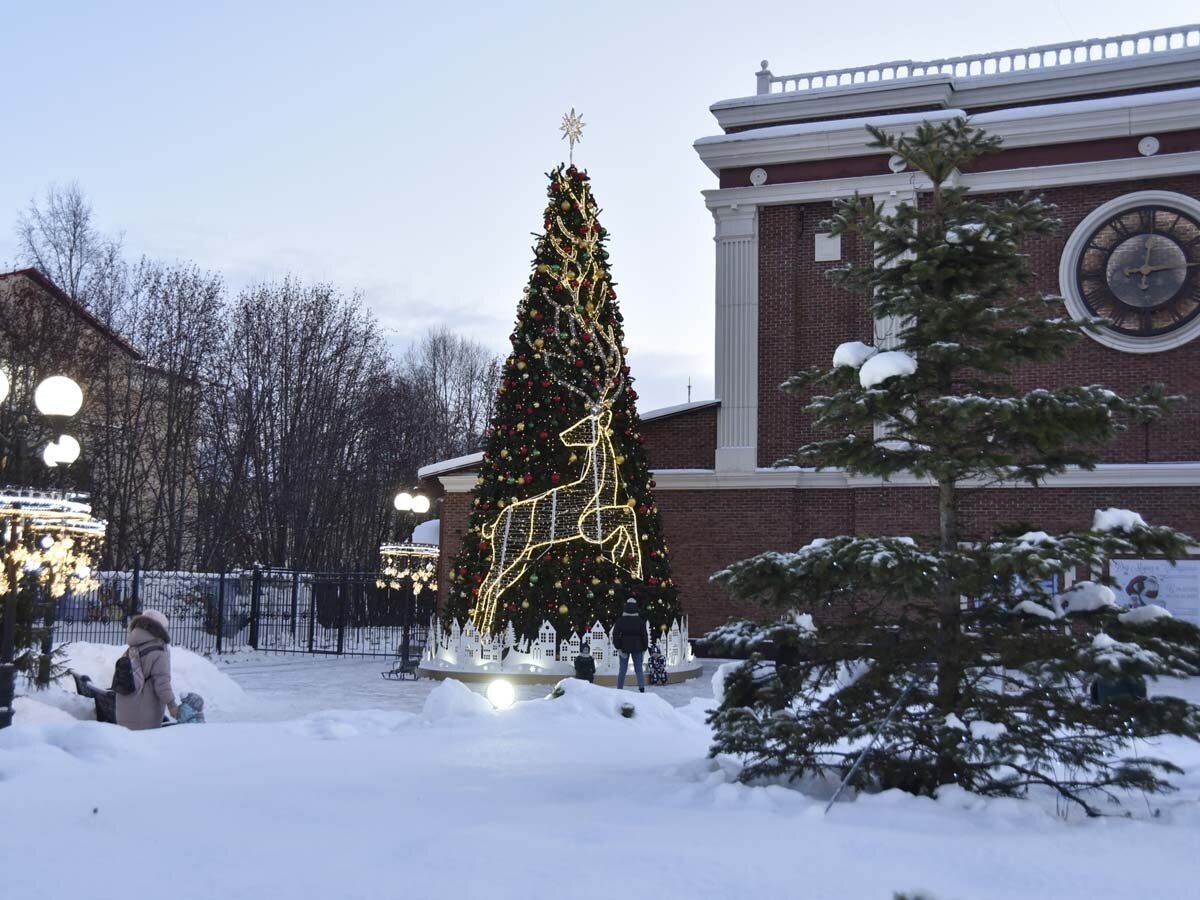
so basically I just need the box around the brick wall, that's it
[757,202,873,467]
[656,482,1200,634]
[758,174,1200,467]
[639,404,718,469]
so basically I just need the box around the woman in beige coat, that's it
[115,609,180,730]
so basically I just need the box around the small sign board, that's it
[1108,558,1200,625]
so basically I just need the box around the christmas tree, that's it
[709,119,1200,816]
[444,162,679,641]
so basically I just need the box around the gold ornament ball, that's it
[560,201,570,211]
[558,604,569,615]
[521,600,530,609]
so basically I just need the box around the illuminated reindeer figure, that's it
[473,382,642,635]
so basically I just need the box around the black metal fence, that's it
[51,567,436,658]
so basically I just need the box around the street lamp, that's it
[1,371,87,730]
[393,490,431,514]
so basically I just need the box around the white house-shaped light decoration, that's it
[665,620,683,666]
[536,620,557,662]
[589,621,608,665]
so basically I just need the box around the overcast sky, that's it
[2,1,1196,410]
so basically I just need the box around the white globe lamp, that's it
[53,435,80,465]
[411,494,431,514]
[34,375,83,417]
[486,679,516,710]
[0,369,9,404]
[393,491,414,512]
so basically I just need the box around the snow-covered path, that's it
[2,650,1199,900]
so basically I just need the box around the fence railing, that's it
[757,24,1200,94]
[50,566,436,658]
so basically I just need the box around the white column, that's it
[712,204,759,472]
[871,188,916,351]
[872,188,915,444]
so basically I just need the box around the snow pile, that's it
[1090,632,1162,671]
[1119,604,1173,625]
[60,641,250,717]
[411,518,440,545]
[1012,582,1118,619]
[1093,508,1148,532]
[420,677,494,720]
[859,350,917,388]
[833,341,875,369]
[532,677,702,730]
[1015,531,1055,546]
[1057,581,1117,614]
[1011,599,1057,620]
[946,222,990,244]
[711,661,742,706]
[12,694,80,725]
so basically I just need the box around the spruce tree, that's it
[445,164,680,641]
[709,119,1200,815]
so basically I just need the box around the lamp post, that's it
[0,370,84,730]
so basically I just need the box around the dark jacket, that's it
[574,653,596,682]
[612,611,648,654]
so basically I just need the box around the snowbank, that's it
[859,350,917,388]
[420,677,494,720]
[530,677,702,729]
[60,641,250,717]
[0,657,1197,900]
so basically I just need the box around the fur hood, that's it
[128,613,171,644]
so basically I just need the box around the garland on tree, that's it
[707,119,1200,816]
[445,164,680,640]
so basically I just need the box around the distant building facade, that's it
[0,268,199,567]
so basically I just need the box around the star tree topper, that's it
[560,108,585,164]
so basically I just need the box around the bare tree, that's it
[88,261,224,568]
[403,326,500,461]
[15,182,124,316]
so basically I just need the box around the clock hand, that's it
[1124,261,1200,276]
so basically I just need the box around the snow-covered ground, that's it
[2,645,1199,900]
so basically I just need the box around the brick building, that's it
[424,26,1200,633]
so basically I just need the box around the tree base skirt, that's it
[416,659,703,686]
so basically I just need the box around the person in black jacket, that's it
[612,597,649,692]
[573,642,596,682]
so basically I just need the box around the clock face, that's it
[1075,205,1200,337]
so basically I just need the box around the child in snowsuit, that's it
[574,642,596,682]
[177,692,206,723]
[648,640,668,686]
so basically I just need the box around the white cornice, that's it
[437,464,1200,493]
[438,474,478,493]
[418,451,484,480]
[648,464,1200,491]
[702,151,1200,210]
[712,46,1200,131]
[695,86,1200,176]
